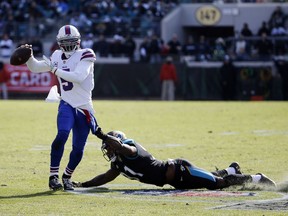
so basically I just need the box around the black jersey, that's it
[110,139,168,186]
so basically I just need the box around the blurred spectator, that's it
[270,24,286,36]
[2,14,16,39]
[268,6,287,31]
[70,12,92,34]
[109,34,124,57]
[52,0,69,16]
[92,34,110,57]
[196,35,211,61]
[123,34,136,62]
[274,38,287,56]
[92,22,108,36]
[139,36,151,63]
[159,38,169,61]
[240,23,253,37]
[81,33,94,49]
[160,56,177,101]
[234,34,251,61]
[0,61,8,99]
[167,33,182,61]
[220,56,237,100]
[111,12,127,36]
[149,34,162,63]
[257,21,270,36]
[255,32,273,61]
[0,33,13,59]
[182,36,197,59]
[274,57,288,100]
[212,37,226,61]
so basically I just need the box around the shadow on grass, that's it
[1,183,285,200]
[0,187,112,199]
[70,187,257,197]
[0,190,65,199]
[72,187,177,194]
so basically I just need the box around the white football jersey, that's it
[50,48,96,112]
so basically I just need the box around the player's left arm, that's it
[118,143,137,157]
[74,168,120,188]
[104,137,137,157]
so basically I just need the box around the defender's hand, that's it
[72,181,83,187]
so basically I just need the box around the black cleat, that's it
[62,177,74,190]
[213,162,242,177]
[257,173,277,188]
[229,162,242,175]
[49,176,63,191]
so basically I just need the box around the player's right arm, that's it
[26,56,51,73]
[76,168,120,187]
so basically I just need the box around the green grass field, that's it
[0,100,287,215]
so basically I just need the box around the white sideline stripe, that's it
[220,130,288,136]
[29,143,183,151]
[30,129,288,151]
[211,194,288,210]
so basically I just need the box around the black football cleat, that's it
[213,162,242,177]
[49,176,63,191]
[229,162,242,175]
[257,173,277,188]
[62,177,74,190]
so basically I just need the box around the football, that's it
[10,46,32,66]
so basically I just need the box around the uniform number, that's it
[122,166,143,181]
[60,68,73,91]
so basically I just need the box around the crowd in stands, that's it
[0,0,178,40]
[1,1,288,64]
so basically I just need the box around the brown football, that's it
[10,47,32,66]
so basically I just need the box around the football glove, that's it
[72,181,83,187]
[95,127,123,150]
[43,55,57,74]
[20,44,33,58]
[94,127,108,140]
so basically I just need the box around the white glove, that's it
[43,55,57,74]
[20,44,33,58]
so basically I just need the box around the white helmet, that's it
[56,25,81,54]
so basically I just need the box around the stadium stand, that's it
[1,1,288,100]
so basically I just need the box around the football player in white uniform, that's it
[24,25,100,191]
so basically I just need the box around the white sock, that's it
[225,167,236,175]
[251,174,262,183]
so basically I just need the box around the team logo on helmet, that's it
[107,130,127,141]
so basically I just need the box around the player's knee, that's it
[52,130,69,150]
[71,147,84,159]
[205,178,226,190]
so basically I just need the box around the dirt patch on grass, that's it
[214,183,288,211]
